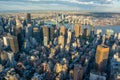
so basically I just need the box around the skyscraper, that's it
[83,28,89,37]
[25,25,32,39]
[8,35,19,53]
[0,51,8,66]
[90,25,95,37]
[16,16,22,29]
[67,29,72,44]
[32,27,40,42]
[49,27,54,41]
[27,13,31,24]
[58,34,65,48]
[0,25,4,35]
[74,64,83,80]
[60,25,66,36]
[3,36,9,47]
[15,16,23,38]
[43,26,49,46]
[89,71,106,80]
[13,27,22,36]
[106,29,114,38]
[95,45,109,72]
[74,24,82,37]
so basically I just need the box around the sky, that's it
[0,0,120,12]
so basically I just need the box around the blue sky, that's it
[0,0,120,12]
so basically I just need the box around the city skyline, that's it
[0,0,120,13]
[0,10,120,80]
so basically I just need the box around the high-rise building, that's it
[49,27,54,41]
[89,71,106,80]
[102,34,105,43]
[13,27,22,36]
[95,45,109,72]
[25,26,32,39]
[27,13,31,24]
[90,25,95,36]
[67,29,72,44]
[58,34,65,48]
[23,39,31,51]
[33,27,40,42]
[3,36,9,47]
[74,64,83,80]
[96,29,102,35]
[60,25,66,36]
[83,28,89,37]
[110,52,120,80]
[0,26,4,35]
[8,35,19,53]
[16,16,22,29]
[15,16,23,39]
[74,24,82,37]
[7,51,14,67]
[0,51,8,62]
[54,63,63,74]
[106,29,114,38]
[118,33,120,40]
[43,26,49,46]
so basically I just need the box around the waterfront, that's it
[49,22,120,34]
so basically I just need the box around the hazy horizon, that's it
[0,10,120,14]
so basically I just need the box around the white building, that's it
[67,29,72,44]
[3,36,9,47]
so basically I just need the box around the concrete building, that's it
[83,28,89,37]
[27,13,31,24]
[0,51,8,62]
[73,64,83,80]
[25,25,32,39]
[96,29,102,35]
[23,39,31,51]
[43,26,49,46]
[7,51,15,67]
[60,25,66,36]
[58,34,65,48]
[3,36,9,47]
[67,29,72,44]
[95,45,109,72]
[111,52,120,80]
[16,16,23,29]
[118,33,120,40]
[32,27,40,42]
[0,25,4,34]
[54,63,63,74]
[74,24,82,37]
[106,29,114,38]
[89,71,106,80]
[8,35,19,53]
[49,27,54,41]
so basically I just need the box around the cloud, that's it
[0,0,120,12]
[65,0,116,5]
[0,0,117,5]
[68,0,94,5]
[27,0,116,4]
